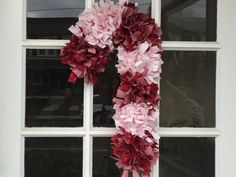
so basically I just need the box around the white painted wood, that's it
[216,50,221,130]
[84,2,93,177]
[21,128,86,137]
[22,40,68,48]
[215,136,221,177]
[152,2,161,176]
[83,135,92,177]
[162,41,221,51]
[215,1,222,177]
[85,0,93,8]
[152,0,161,24]
[21,127,220,137]
[218,0,236,177]
[22,0,27,40]
[0,1,22,177]
[20,137,25,177]
[84,83,93,130]
[22,40,221,51]
[21,48,26,129]
[158,128,220,137]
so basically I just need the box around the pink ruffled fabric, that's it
[113,102,157,137]
[69,0,124,49]
[116,42,163,84]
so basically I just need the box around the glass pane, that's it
[25,137,83,177]
[26,49,83,127]
[161,0,217,41]
[93,52,119,127]
[95,0,119,3]
[160,137,215,177]
[129,0,152,16]
[160,51,216,127]
[27,0,85,39]
[93,138,121,177]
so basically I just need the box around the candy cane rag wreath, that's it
[60,1,163,177]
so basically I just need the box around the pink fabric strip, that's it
[122,170,129,177]
[133,169,139,177]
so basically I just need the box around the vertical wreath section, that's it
[60,1,163,177]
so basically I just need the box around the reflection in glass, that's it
[161,0,217,41]
[129,0,152,15]
[93,52,119,127]
[27,0,85,39]
[93,138,121,177]
[26,49,83,127]
[160,51,216,127]
[160,137,215,177]
[95,0,119,3]
[25,137,83,177]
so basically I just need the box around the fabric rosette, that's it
[116,42,163,84]
[61,0,126,84]
[113,71,160,109]
[113,102,157,137]
[111,127,159,177]
[69,0,124,49]
[60,35,109,84]
[113,2,162,51]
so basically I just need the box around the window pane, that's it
[26,49,83,127]
[93,138,121,177]
[95,0,119,3]
[129,0,152,16]
[161,0,217,41]
[27,0,85,39]
[93,53,119,127]
[160,137,215,177]
[25,137,83,177]
[160,51,216,127]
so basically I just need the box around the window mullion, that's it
[83,1,93,177]
[151,1,161,177]
[83,135,92,177]
[216,50,221,129]
[152,0,161,24]
[83,83,93,130]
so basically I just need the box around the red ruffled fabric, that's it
[60,35,109,84]
[113,3,162,51]
[113,71,160,109]
[111,127,159,177]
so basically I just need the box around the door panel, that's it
[0,1,236,177]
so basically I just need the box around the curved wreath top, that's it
[61,1,163,177]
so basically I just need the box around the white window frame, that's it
[0,0,225,177]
